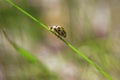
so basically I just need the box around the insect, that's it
[50,25,67,38]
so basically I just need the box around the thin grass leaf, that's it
[2,29,58,80]
[5,0,113,80]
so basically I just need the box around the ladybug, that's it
[50,25,66,38]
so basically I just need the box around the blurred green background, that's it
[0,0,120,80]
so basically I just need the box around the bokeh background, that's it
[0,0,120,80]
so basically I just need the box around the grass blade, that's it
[5,0,113,80]
[2,29,57,79]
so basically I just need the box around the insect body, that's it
[50,26,66,38]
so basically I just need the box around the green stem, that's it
[5,0,113,80]
[5,0,49,31]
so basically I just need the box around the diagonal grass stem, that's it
[5,0,113,80]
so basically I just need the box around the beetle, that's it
[50,25,66,38]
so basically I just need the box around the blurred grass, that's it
[2,29,58,80]
[4,0,113,80]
